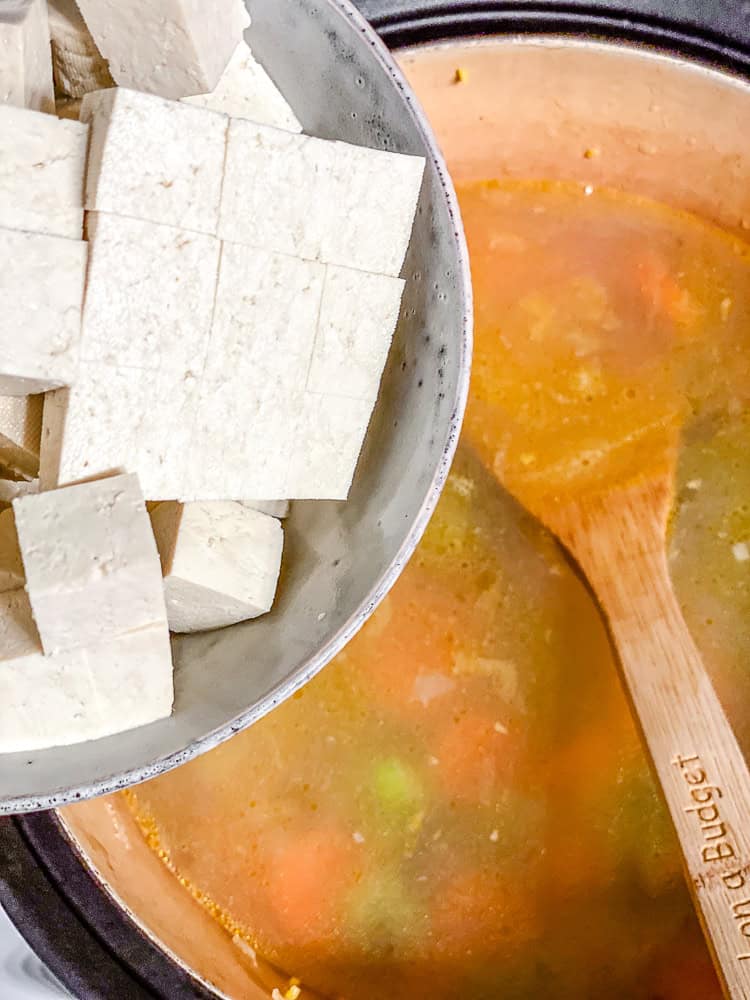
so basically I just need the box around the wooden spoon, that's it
[525,463,750,998]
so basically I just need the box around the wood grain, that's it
[543,477,750,1000]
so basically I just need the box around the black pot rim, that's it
[4,2,750,997]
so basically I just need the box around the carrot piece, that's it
[266,827,361,944]
[636,249,693,325]
[436,713,517,803]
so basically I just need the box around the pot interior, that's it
[60,35,750,999]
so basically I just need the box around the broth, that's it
[125,181,749,999]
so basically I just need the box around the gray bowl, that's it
[0,0,472,813]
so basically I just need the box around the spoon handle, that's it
[567,493,750,1000]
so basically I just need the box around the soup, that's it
[125,180,749,998]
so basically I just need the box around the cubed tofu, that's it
[0,105,88,240]
[74,0,249,98]
[39,214,219,494]
[81,88,228,235]
[48,0,114,98]
[0,394,42,477]
[0,0,54,113]
[150,501,283,633]
[183,40,301,132]
[0,509,24,593]
[219,120,425,276]
[13,473,168,655]
[0,477,39,505]
[307,266,404,402]
[240,500,290,519]
[0,590,173,753]
[286,393,375,500]
[0,227,87,395]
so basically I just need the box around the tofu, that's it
[39,213,219,494]
[0,590,173,753]
[183,40,301,133]
[0,0,54,113]
[48,0,113,98]
[0,509,25,593]
[150,501,283,633]
[0,477,39,505]
[74,0,249,99]
[286,393,374,500]
[240,500,290,519]
[307,266,404,402]
[0,394,42,477]
[0,227,86,395]
[81,88,228,235]
[0,105,88,240]
[13,473,168,655]
[218,120,425,276]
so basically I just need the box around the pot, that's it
[3,1,750,996]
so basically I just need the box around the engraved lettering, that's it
[691,785,723,802]
[673,753,701,768]
[724,871,747,892]
[702,841,735,863]
[703,822,728,843]
[742,923,750,939]
[685,803,720,824]
[685,768,708,785]
[733,899,750,920]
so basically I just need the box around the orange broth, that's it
[124,180,750,999]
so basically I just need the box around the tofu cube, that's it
[286,393,375,500]
[0,105,88,240]
[187,246,324,499]
[0,394,42,477]
[0,0,54,113]
[240,500,290,519]
[81,88,228,235]
[13,473,168,655]
[183,40,301,133]
[0,509,25,593]
[219,120,425,276]
[48,0,114,99]
[0,590,173,753]
[40,214,219,495]
[307,266,405,402]
[0,227,87,395]
[150,501,283,633]
[75,0,249,99]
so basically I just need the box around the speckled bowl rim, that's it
[3,0,472,815]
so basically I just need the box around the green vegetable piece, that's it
[372,757,424,814]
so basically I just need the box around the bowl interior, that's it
[58,32,750,999]
[0,0,470,812]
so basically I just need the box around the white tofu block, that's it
[286,393,374,500]
[308,267,404,402]
[150,500,283,633]
[0,0,54,113]
[183,41,301,133]
[48,0,113,98]
[0,227,86,394]
[13,473,168,655]
[81,213,220,372]
[75,0,249,99]
[240,500,290,519]
[0,477,39,505]
[39,214,219,496]
[0,591,173,753]
[0,105,88,240]
[81,88,228,234]
[219,120,425,276]
[0,509,25,593]
[0,394,42,477]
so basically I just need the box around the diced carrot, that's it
[636,249,694,326]
[436,712,517,803]
[265,826,361,944]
